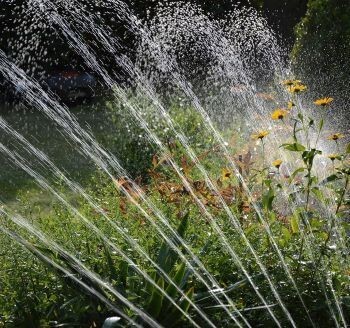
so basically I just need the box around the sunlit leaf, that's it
[282,227,292,241]
[281,143,306,152]
[291,216,299,234]
[311,187,323,201]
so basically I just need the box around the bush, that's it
[292,0,350,94]
[104,92,214,177]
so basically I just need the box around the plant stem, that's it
[295,97,310,149]
[305,166,312,213]
[261,140,265,196]
[314,111,325,149]
[314,173,349,270]
[261,139,265,167]
[295,234,305,275]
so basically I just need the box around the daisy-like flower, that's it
[271,108,288,120]
[282,79,301,86]
[221,168,232,181]
[327,133,344,141]
[272,159,283,169]
[327,154,341,161]
[314,97,334,107]
[252,130,269,140]
[287,83,307,94]
[287,101,295,110]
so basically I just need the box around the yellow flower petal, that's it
[272,159,283,168]
[287,101,295,110]
[287,83,307,94]
[221,168,232,181]
[271,109,288,120]
[314,97,334,106]
[282,79,302,86]
[327,133,344,141]
[252,130,269,140]
[327,154,340,161]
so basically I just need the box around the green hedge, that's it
[292,0,350,83]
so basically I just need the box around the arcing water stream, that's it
[0,1,349,327]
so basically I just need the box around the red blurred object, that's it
[61,71,80,78]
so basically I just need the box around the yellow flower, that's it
[252,130,269,140]
[272,159,283,169]
[271,108,288,120]
[327,154,341,161]
[287,101,295,110]
[221,168,232,181]
[327,133,344,141]
[282,79,301,86]
[314,97,334,106]
[287,83,307,93]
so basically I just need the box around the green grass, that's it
[0,89,349,327]
[0,100,122,208]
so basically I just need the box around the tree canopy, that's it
[292,0,350,91]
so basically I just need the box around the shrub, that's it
[292,0,350,95]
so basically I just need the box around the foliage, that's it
[1,83,349,327]
[105,94,214,177]
[292,0,350,93]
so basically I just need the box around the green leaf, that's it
[318,231,328,241]
[320,174,340,185]
[147,277,165,318]
[310,218,323,229]
[157,212,189,273]
[179,287,194,313]
[263,179,272,188]
[289,167,306,184]
[164,287,194,328]
[311,187,323,201]
[292,120,298,142]
[102,243,119,283]
[282,227,292,242]
[145,271,157,298]
[346,143,350,154]
[179,240,211,291]
[262,188,275,211]
[118,260,128,296]
[302,149,322,166]
[319,118,324,131]
[165,262,187,302]
[282,143,306,152]
[290,216,299,234]
[278,238,286,247]
[279,227,292,248]
[342,296,350,308]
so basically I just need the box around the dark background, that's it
[0,0,349,95]
[0,0,308,71]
